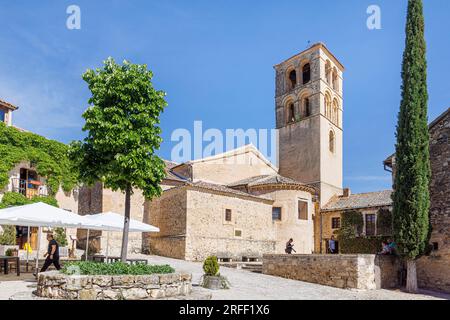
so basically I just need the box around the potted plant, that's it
[0,225,19,256]
[200,256,230,290]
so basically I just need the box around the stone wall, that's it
[417,109,450,293]
[374,255,402,289]
[251,188,314,254]
[37,271,192,300]
[145,187,187,259]
[262,254,377,290]
[185,189,275,261]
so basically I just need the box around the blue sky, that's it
[0,0,448,193]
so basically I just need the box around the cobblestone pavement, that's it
[133,254,450,300]
[1,254,449,300]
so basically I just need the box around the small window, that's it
[433,242,439,251]
[289,70,297,89]
[302,63,311,84]
[303,97,311,117]
[325,61,331,84]
[287,103,295,123]
[225,209,232,222]
[298,200,308,220]
[0,109,5,123]
[272,207,282,221]
[332,68,339,91]
[234,229,242,237]
[329,130,335,153]
[365,214,376,236]
[332,217,341,229]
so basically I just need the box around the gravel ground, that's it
[1,254,448,300]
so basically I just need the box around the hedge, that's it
[61,261,175,275]
[340,236,390,254]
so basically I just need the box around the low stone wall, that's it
[262,254,377,290]
[37,271,192,300]
[374,255,402,289]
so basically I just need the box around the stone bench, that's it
[242,256,261,262]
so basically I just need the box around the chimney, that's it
[343,188,351,198]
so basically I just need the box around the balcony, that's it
[11,177,48,199]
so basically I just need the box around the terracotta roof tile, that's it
[189,181,273,202]
[322,190,393,212]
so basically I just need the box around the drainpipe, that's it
[320,207,323,254]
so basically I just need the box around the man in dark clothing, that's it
[39,233,61,273]
[285,238,296,254]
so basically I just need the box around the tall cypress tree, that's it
[393,0,431,293]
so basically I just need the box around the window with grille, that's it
[272,207,282,221]
[332,217,341,229]
[298,200,308,220]
[365,214,376,236]
[225,209,232,222]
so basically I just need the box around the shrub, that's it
[0,225,16,245]
[340,236,389,254]
[61,261,174,275]
[5,248,14,256]
[203,256,220,276]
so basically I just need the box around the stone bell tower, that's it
[275,43,344,206]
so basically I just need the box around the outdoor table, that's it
[0,256,20,276]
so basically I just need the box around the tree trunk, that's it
[120,184,132,262]
[406,259,418,293]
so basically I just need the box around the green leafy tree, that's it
[393,0,431,293]
[69,58,167,262]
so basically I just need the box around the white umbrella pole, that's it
[35,227,41,274]
[26,226,30,272]
[105,231,110,263]
[85,229,90,261]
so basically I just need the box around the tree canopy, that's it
[69,57,167,199]
[393,0,431,261]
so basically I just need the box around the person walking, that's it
[285,238,296,254]
[35,233,61,275]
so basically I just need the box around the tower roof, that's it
[274,42,345,71]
